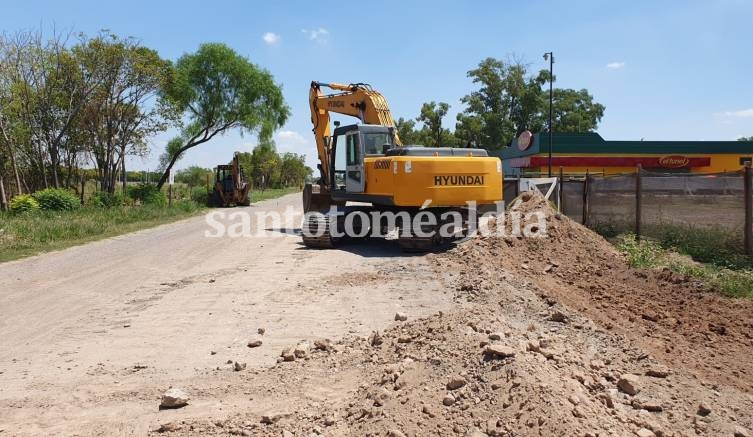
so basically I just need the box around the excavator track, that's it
[396,213,473,252]
[301,213,339,249]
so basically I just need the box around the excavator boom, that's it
[309,81,402,186]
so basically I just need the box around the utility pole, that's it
[543,52,554,177]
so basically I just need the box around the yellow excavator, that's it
[302,81,503,250]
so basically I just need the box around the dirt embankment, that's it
[153,192,753,437]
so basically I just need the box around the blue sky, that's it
[2,0,752,171]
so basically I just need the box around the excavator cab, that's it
[330,124,396,194]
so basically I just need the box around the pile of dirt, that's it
[150,191,753,436]
[449,190,753,393]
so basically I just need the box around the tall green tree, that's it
[74,32,173,193]
[156,42,289,190]
[417,101,456,147]
[279,152,311,187]
[395,117,419,145]
[0,30,101,190]
[551,88,605,133]
[455,57,604,149]
[248,139,280,190]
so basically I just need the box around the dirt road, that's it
[0,194,453,435]
[3,192,753,437]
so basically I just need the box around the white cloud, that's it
[275,130,307,145]
[262,32,280,45]
[720,109,753,118]
[606,62,625,70]
[302,27,330,43]
[274,130,316,167]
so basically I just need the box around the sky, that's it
[2,0,752,171]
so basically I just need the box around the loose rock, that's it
[697,402,712,416]
[155,422,181,432]
[484,344,516,359]
[160,388,189,409]
[394,312,408,322]
[443,394,456,406]
[447,376,467,390]
[280,348,295,362]
[617,374,641,396]
[294,341,310,358]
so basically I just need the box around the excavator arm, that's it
[309,81,402,187]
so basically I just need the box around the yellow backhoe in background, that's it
[303,81,503,251]
[211,152,251,207]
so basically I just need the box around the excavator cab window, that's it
[363,132,392,155]
[333,133,347,189]
[346,132,360,165]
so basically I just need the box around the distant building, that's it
[496,132,753,177]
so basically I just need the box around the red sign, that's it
[658,155,691,168]
[519,156,711,169]
[517,131,532,151]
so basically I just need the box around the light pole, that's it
[543,52,554,177]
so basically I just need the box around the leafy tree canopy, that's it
[156,42,289,189]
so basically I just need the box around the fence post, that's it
[635,164,642,241]
[80,175,85,205]
[582,170,590,226]
[558,166,564,213]
[745,163,752,255]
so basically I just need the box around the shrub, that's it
[616,234,664,268]
[32,188,80,211]
[89,191,129,208]
[128,184,167,206]
[9,194,40,214]
[190,186,210,205]
[174,199,203,212]
[657,225,748,270]
[592,221,621,239]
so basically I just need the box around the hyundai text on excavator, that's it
[302,81,503,251]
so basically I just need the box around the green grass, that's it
[616,233,753,299]
[654,225,750,270]
[0,201,204,263]
[0,187,300,263]
[251,187,300,203]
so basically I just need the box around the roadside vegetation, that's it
[0,188,200,262]
[0,183,302,262]
[616,231,753,299]
[0,29,290,212]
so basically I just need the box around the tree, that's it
[8,30,101,188]
[395,117,419,145]
[551,88,605,133]
[279,152,311,187]
[417,101,455,147]
[395,117,416,145]
[156,43,289,190]
[248,139,281,190]
[455,57,604,149]
[175,165,213,186]
[74,32,173,193]
[738,136,753,142]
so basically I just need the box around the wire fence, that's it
[505,166,753,254]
